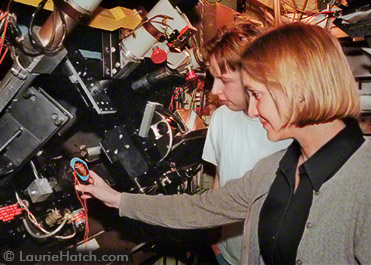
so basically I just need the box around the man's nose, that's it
[210,80,222,95]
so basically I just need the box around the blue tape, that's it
[70,158,89,181]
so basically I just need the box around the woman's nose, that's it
[247,98,258,118]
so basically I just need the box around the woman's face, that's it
[209,58,248,112]
[242,72,294,141]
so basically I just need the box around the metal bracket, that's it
[102,31,121,78]
[333,18,371,38]
[64,50,116,114]
[139,102,163,138]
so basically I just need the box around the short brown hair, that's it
[205,21,262,75]
[241,22,360,127]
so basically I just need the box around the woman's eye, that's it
[252,91,260,99]
[248,90,258,99]
[245,88,260,99]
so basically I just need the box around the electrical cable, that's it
[169,85,189,110]
[30,160,41,179]
[0,45,8,65]
[0,0,12,63]
[55,223,76,240]
[28,0,67,54]
[314,16,328,26]
[23,217,67,239]
[16,191,76,240]
[169,86,181,110]
[28,0,48,50]
[298,0,309,21]
[0,11,8,20]
[124,14,175,41]
[73,169,90,250]
[14,54,37,74]
[4,0,67,57]
[16,192,47,232]
[304,10,336,24]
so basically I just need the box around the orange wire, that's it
[0,0,12,62]
[74,172,89,251]
[0,11,8,20]
[0,17,9,59]
[0,46,8,65]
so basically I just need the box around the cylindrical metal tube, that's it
[38,12,76,48]
[81,146,101,159]
[122,0,190,59]
[38,0,103,48]
[131,66,173,92]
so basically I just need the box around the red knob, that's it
[151,48,167,64]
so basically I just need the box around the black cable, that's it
[28,0,67,54]
[199,89,205,119]
[28,0,48,51]
[6,15,43,56]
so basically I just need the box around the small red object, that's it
[151,48,167,64]
[186,70,197,81]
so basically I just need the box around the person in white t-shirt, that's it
[202,22,292,265]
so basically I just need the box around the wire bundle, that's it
[0,0,12,65]
[169,85,189,110]
[16,192,76,240]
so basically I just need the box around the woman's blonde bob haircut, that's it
[241,22,360,128]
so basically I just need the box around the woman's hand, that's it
[75,170,122,209]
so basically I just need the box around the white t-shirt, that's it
[202,105,292,265]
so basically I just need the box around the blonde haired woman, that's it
[77,23,370,265]
[203,21,292,265]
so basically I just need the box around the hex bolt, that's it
[51,113,58,120]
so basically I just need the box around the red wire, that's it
[0,16,9,60]
[74,172,89,251]
[305,10,336,23]
[0,11,8,20]
[174,86,189,99]
[169,86,181,110]
[0,0,12,62]
[0,46,8,65]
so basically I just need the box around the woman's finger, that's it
[81,194,92,199]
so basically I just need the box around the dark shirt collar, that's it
[279,118,365,192]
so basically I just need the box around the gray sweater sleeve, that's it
[118,170,253,229]
[354,172,371,264]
